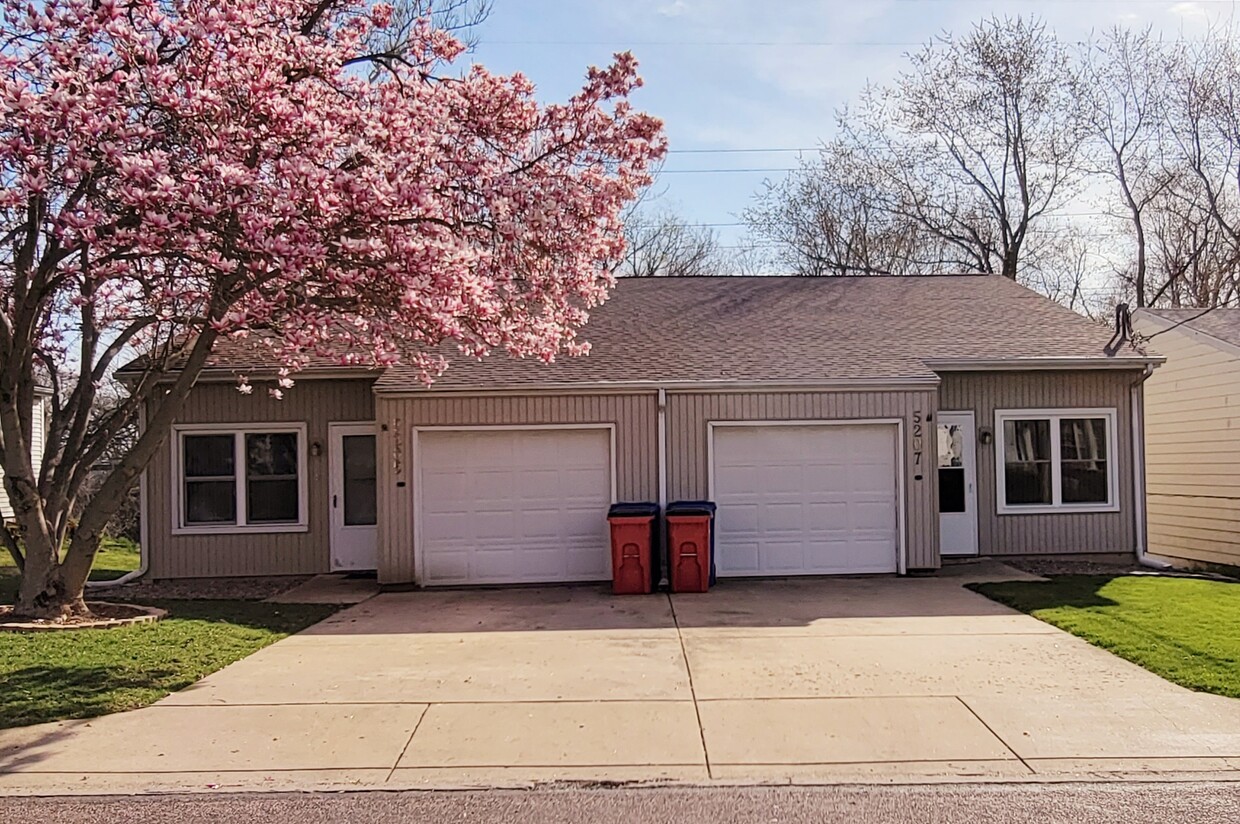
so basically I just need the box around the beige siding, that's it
[147,379,375,578]
[375,393,659,584]
[1136,323,1240,567]
[1,395,46,520]
[938,371,1139,555]
[664,390,940,570]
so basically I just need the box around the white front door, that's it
[329,423,378,571]
[938,412,979,557]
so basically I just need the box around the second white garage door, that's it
[416,427,614,585]
[711,423,901,576]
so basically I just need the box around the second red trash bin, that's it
[607,503,659,595]
[666,501,716,593]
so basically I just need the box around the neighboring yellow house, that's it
[1134,308,1240,570]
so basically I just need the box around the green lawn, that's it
[0,599,336,728]
[970,575,1240,698]
[0,535,141,603]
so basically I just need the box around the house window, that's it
[995,409,1118,514]
[176,425,307,532]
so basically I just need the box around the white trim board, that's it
[706,418,908,576]
[170,422,310,535]
[993,407,1121,516]
[410,423,619,586]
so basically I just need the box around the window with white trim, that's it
[995,409,1118,514]
[176,425,307,531]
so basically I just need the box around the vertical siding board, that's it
[938,371,1139,556]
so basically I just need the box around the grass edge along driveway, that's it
[0,599,337,729]
[970,574,1240,699]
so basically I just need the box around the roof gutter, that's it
[374,376,942,397]
[924,356,1164,372]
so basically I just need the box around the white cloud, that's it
[657,1,691,18]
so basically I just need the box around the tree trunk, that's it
[13,530,90,620]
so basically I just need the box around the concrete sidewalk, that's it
[3,564,1240,795]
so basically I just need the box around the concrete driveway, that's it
[3,563,1240,794]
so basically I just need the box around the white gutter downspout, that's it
[1131,364,1171,571]
[657,388,669,588]
[88,403,149,589]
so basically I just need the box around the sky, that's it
[465,0,1230,264]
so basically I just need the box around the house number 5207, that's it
[912,410,924,479]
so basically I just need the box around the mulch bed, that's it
[97,574,314,601]
[1004,557,1147,577]
[0,601,166,632]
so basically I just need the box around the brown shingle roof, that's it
[367,275,1153,392]
[1137,307,1240,348]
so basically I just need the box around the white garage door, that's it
[711,423,900,576]
[416,428,613,585]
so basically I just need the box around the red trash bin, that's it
[666,502,715,593]
[607,503,658,595]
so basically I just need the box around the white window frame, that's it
[172,422,309,534]
[995,408,1120,515]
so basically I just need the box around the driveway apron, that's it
[3,565,1240,793]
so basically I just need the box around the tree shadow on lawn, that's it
[966,575,1122,613]
[0,663,181,730]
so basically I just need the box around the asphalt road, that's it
[2,783,1239,824]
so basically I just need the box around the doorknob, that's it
[332,494,338,508]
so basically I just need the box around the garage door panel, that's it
[713,424,899,577]
[417,429,613,585]
[762,465,804,493]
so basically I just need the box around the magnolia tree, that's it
[0,0,664,618]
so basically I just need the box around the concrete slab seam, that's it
[386,705,429,783]
[667,593,712,779]
[953,695,1035,775]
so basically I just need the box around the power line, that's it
[657,167,798,174]
[666,147,818,154]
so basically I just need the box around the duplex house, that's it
[139,275,1161,585]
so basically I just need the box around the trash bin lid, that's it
[608,502,660,518]
[666,500,717,516]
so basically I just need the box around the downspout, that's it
[88,402,150,589]
[1131,364,1170,571]
[657,388,669,589]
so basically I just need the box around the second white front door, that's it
[329,423,378,571]
[938,412,979,556]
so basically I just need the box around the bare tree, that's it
[745,146,938,275]
[618,206,727,277]
[749,17,1087,283]
[1078,27,1178,308]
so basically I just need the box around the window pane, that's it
[1003,419,1050,462]
[1005,462,1053,505]
[939,467,966,513]
[247,478,299,523]
[937,424,964,468]
[1061,418,1107,461]
[184,435,234,477]
[186,480,236,524]
[246,433,298,477]
[342,434,377,526]
[1063,461,1109,504]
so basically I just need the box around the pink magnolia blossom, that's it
[1,0,666,384]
